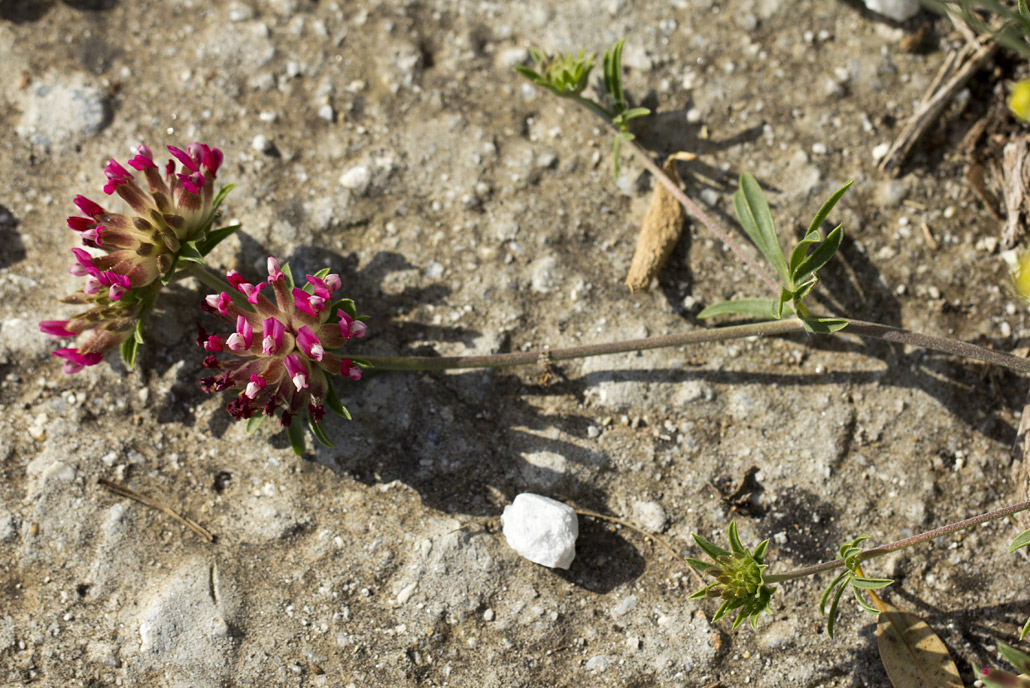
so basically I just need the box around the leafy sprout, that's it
[515,38,650,178]
[698,174,852,333]
[980,641,1030,688]
[819,536,893,638]
[687,521,776,630]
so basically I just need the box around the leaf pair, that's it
[819,536,893,638]
[699,174,851,333]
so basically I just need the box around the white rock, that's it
[501,494,578,569]
[863,0,920,21]
[339,165,371,194]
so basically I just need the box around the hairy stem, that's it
[363,317,1030,374]
[764,498,1030,583]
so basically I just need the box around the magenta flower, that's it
[41,142,234,374]
[198,257,369,451]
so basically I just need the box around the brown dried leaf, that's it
[1013,387,1030,532]
[876,601,963,688]
[624,153,693,292]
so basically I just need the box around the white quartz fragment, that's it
[501,494,578,569]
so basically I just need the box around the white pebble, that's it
[251,135,272,153]
[501,494,578,569]
[871,142,890,161]
[863,0,920,21]
[339,165,371,194]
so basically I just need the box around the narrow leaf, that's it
[998,641,1030,675]
[197,224,241,256]
[307,417,336,449]
[685,558,717,573]
[804,180,853,242]
[820,571,850,615]
[876,601,963,688]
[325,380,350,419]
[788,229,822,278]
[281,262,295,290]
[246,415,265,433]
[692,533,732,560]
[728,521,746,555]
[120,335,140,370]
[793,224,844,286]
[850,577,894,590]
[1023,616,1030,641]
[1010,528,1030,553]
[735,173,790,283]
[826,580,847,639]
[1021,0,1030,19]
[210,184,236,214]
[697,298,779,320]
[177,240,205,265]
[688,583,718,600]
[286,421,306,456]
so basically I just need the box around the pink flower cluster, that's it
[40,142,225,373]
[198,257,367,428]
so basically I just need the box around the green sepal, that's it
[801,317,849,334]
[286,420,306,456]
[792,224,843,287]
[734,173,790,284]
[281,262,295,290]
[197,224,241,257]
[1009,528,1030,553]
[998,641,1030,674]
[246,415,265,434]
[329,298,357,319]
[698,298,782,320]
[307,414,336,449]
[177,240,205,265]
[692,532,732,561]
[325,381,352,420]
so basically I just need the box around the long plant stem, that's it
[363,317,1030,374]
[764,498,1030,584]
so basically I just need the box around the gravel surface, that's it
[1,1,1028,686]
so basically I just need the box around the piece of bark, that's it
[625,154,691,292]
[1013,386,1030,531]
[994,138,1030,248]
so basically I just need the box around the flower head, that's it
[198,258,368,447]
[41,142,232,373]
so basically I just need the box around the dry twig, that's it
[98,478,215,542]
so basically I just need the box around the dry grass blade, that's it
[1013,386,1030,532]
[625,152,695,292]
[98,478,216,543]
[875,599,964,688]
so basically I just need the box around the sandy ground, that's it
[1,0,1028,686]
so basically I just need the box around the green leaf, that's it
[210,184,236,214]
[611,134,622,181]
[685,558,717,574]
[752,539,769,564]
[687,583,718,600]
[788,230,821,282]
[734,173,790,284]
[281,262,295,290]
[850,576,894,590]
[728,521,747,556]
[120,334,140,370]
[801,317,849,334]
[325,380,352,420]
[697,298,780,320]
[603,38,626,108]
[998,641,1030,675]
[286,421,306,456]
[820,571,850,615]
[177,240,205,265]
[1021,0,1030,19]
[307,415,336,449]
[692,532,732,561]
[792,224,844,287]
[825,578,848,639]
[1023,616,1030,641]
[197,224,241,257]
[803,180,853,245]
[246,415,265,433]
[1010,528,1030,553]
[513,65,543,82]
